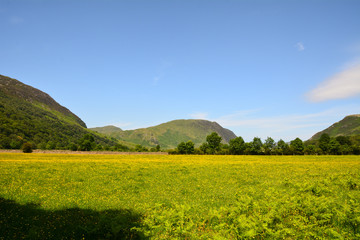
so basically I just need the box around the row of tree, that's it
[17,134,164,153]
[173,132,360,155]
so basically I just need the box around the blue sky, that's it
[1,0,360,141]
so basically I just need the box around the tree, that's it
[185,141,195,154]
[68,143,78,151]
[177,142,187,154]
[219,143,230,155]
[290,138,304,155]
[336,136,351,146]
[22,142,33,153]
[199,143,209,154]
[135,145,148,152]
[304,144,317,155]
[79,140,93,151]
[276,139,289,155]
[250,137,263,155]
[319,133,330,154]
[78,134,96,151]
[114,143,129,152]
[229,136,246,155]
[206,132,222,154]
[328,139,340,155]
[264,137,276,155]
[46,141,56,150]
[177,141,194,154]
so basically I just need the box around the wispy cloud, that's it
[296,42,305,51]
[306,63,360,102]
[189,112,209,119]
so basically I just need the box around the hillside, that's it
[91,119,237,149]
[0,74,115,149]
[0,75,86,127]
[310,114,360,140]
[91,125,123,135]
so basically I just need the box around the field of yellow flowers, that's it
[0,153,359,239]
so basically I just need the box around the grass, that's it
[0,153,360,239]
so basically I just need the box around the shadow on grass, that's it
[0,197,147,239]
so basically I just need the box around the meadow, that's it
[0,153,359,239]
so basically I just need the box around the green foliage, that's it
[113,143,130,152]
[0,77,118,151]
[290,137,304,155]
[206,132,222,154]
[21,142,33,153]
[328,138,341,155]
[0,198,145,239]
[135,145,149,152]
[264,137,276,154]
[229,136,246,155]
[304,144,317,155]
[199,142,210,154]
[177,141,195,154]
[249,137,263,155]
[78,134,95,151]
[174,133,360,155]
[319,133,331,153]
[277,139,290,155]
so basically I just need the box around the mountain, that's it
[91,125,122,135]
[310,114,360,140]
[91,119,237,149]
[0,74,115,149]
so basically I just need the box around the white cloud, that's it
[296,42,305,51]
[189,112,209,119]
[307,63,360,102]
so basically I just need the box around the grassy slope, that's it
[1,154,359,239]
[91,125,123,135]
[0,74,116,148]
[91,119,237,149]
[0,74,86,127]
[311,115,360,140]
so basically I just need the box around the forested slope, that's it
[0,75,116,150]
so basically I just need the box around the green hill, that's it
[91,119,237,149]
[310,114,360,140]
[91,125,123,135]
[0,74,116,149]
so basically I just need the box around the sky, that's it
[1,0,360,142]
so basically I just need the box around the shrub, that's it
[22,142,33,153]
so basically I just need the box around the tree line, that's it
[171,132,360,155]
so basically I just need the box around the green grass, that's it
[0,154,360,239]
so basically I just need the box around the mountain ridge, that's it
[91,119,237,149]
[310,114,360,140]
[0,74,116,149]
[0,75,86,127]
